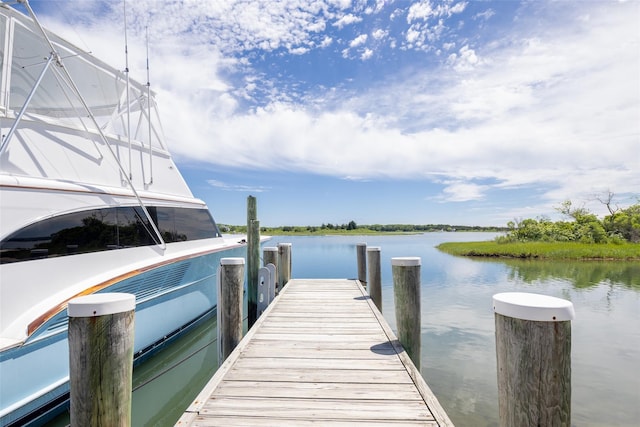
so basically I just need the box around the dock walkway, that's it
[177,278,453,426]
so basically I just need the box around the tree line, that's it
[219,222,506,234]
[500,200,640,244]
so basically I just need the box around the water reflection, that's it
[131,317,219,426]
[497,258,640,289]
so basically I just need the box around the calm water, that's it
[49,233,640,426]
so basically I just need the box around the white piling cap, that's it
[367,246,381,252]
[493,292,575,322]
[264,247,278,252]
[391,257,421,266]
[278,242,292,247]
[68,293,135,317]
[221,257,245,265]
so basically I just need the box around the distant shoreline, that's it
[219,224,506,236]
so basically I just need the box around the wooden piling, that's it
[277,243,292,288]
[392,257,421,369]
[493,292,575,427]
[356,242,367,289]
[263,246,279,291]
[67,293,135,427]
[367,246,382,311]
[219,258,245,363]
[246,196,259,327]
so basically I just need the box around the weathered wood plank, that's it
[223,368,414,384]
[212,381,424,400]
[245,339,397,352]
[248,333,389,342]
[232,356,405,370]
[260,321,377,328]
[259,324,380,339]
[242,346,397,359]
[198,397,435,420]
[190,417,438,426]
[264,312,373,318]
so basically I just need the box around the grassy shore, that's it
[436,241,640,260]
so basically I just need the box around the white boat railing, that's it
[0,52,54,153]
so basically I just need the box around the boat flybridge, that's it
[0,2,247,425]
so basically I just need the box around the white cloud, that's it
[448,2,468,15]
[446,45,481,71]
[406,27,421,44]
[372,29,388,40]
[440,182,489,202]
[407,0,467,22]
[475,9,496,21]
[290,46,309,55]
[207,180,270,193]
[407,1,434,23]
[333,13,363,29]
[350,34,368,47]
[365,0,387,15]
[319,36,333,48]
[361,48,374,60]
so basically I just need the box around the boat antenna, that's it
[124,0,132,180]
[145,25,154,185]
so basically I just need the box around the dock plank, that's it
[212,381,424,400]
[176,279,454,427]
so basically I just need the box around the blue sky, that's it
[27,0,640,227]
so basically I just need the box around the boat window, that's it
[174,208,220,241]
[0,207,221,264]
[118,206,157,247]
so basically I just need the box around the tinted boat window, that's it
[174,208,219,241]
[0,207,220,263]
[118,206,157,247]
[148,206,183,243]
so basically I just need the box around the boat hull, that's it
[0,243,246,427]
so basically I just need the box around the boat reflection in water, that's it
[46,313,222,427]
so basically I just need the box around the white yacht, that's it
[0,2,247,425]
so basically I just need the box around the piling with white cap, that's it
[263,246,279,290]
[392,257,421,369]
[68,293,135,427]
[367,246,382,311]
[356,243,367,289]
[218,257,245,363]
[277,243,292,288]
[493,292,575,427]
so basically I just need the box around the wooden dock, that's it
[177,278,454,426]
